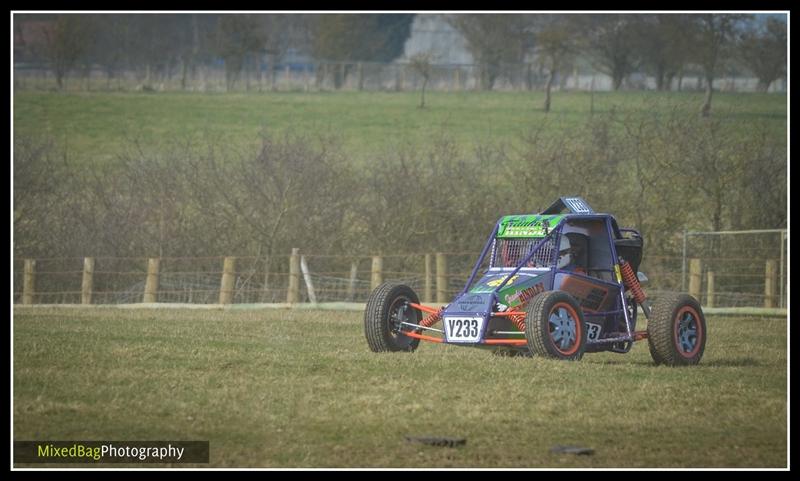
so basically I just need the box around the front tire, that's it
[525,291,587,360]
[364,282,421,352]
[647,294,706,366]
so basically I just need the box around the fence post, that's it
[299,255,317,304]
[284,65,291,90]
[688,258,701,302]
[143,258,160,303]
[779,230,785,308]
[454,69,460,91]
[371,256,383,290]
[681,230,688,291]
[357,62,364,91]
[81,257,95,305]
[260,255,271,303]
[706,270,715,308]
[347,260,359,301]
[219,257,236,304]
[347,261,358,302]
[287,248,300,304]
[23,259,36,305]
[764,260,777,308]
[424,254,433,303]
[436,253,448,304]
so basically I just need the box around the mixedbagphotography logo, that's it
[14,441,209,464]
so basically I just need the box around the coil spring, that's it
[620,259,647,304]
[509,311,526,332]
[420,307,444,328]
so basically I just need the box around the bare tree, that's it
[693,14,750,117]
[577,14,641,91]
[214,15,266,91]
[738,17,787,92]
[37,15,95,90]
[448,14,529,90]
[635,14,693,91]
[409,52,434,108]
[532,15,577,112]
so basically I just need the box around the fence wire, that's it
[13,233,788,308]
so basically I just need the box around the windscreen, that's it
[490,236,556,268]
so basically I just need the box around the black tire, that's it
[647,293,707,366]
[364,282,421,352]
[525,291,587,360]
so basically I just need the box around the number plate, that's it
[444,316,484,343]
[586,322,603,342]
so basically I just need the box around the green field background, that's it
[13,90,787,164]
[13,307,787,468]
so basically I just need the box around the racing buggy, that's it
[364,197,706,365]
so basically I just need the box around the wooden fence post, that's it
[260,255,271,303]
[688,258,702,302]
[424,254,433,304]
[143,258,160,303]
[706,271,715,308]
[287,248,300,304]
[371,256,383,290]
[347,260,358,301]
[765,260,777,308]
[299,255,317,304]
[219,257,236,304]
[81,257,95,305]
[23,259,36,305]
[436,252,448,304]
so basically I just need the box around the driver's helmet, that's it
[558,235,572,269]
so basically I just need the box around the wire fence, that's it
[12,61,787,94]
[13,233,788,308]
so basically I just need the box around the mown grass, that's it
[13,307,787,468]
[13,90,787,165]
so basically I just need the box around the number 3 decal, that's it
[586,323,601,341]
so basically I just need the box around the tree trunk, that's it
[701,75,713,117]
[664,72,675,91]
[543,69,555,113]
[255,54,262,92]
[612,71,624,91]
[526,63,533,91]
[419,78,427,108]
[180,57,189,91]
[655,64,665,91]
[333,63,343,90]
[268,55,277,92]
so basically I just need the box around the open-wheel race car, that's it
[364,197,706,365]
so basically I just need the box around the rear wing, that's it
[541,197,594,215]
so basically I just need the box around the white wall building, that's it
[397,14,474,65]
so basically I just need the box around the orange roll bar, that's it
[407,302,442,315]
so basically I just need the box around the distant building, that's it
[397,14,473,65]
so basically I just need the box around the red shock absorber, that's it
[509,311,526,332]
[420,307,444,328]
[620,259,647,304]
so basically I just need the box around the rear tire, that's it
[647,294,706,366]
[525,291,587,360]
[364,282,421,352]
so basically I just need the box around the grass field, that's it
[13,307,787,468]
[13,90,787,164]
